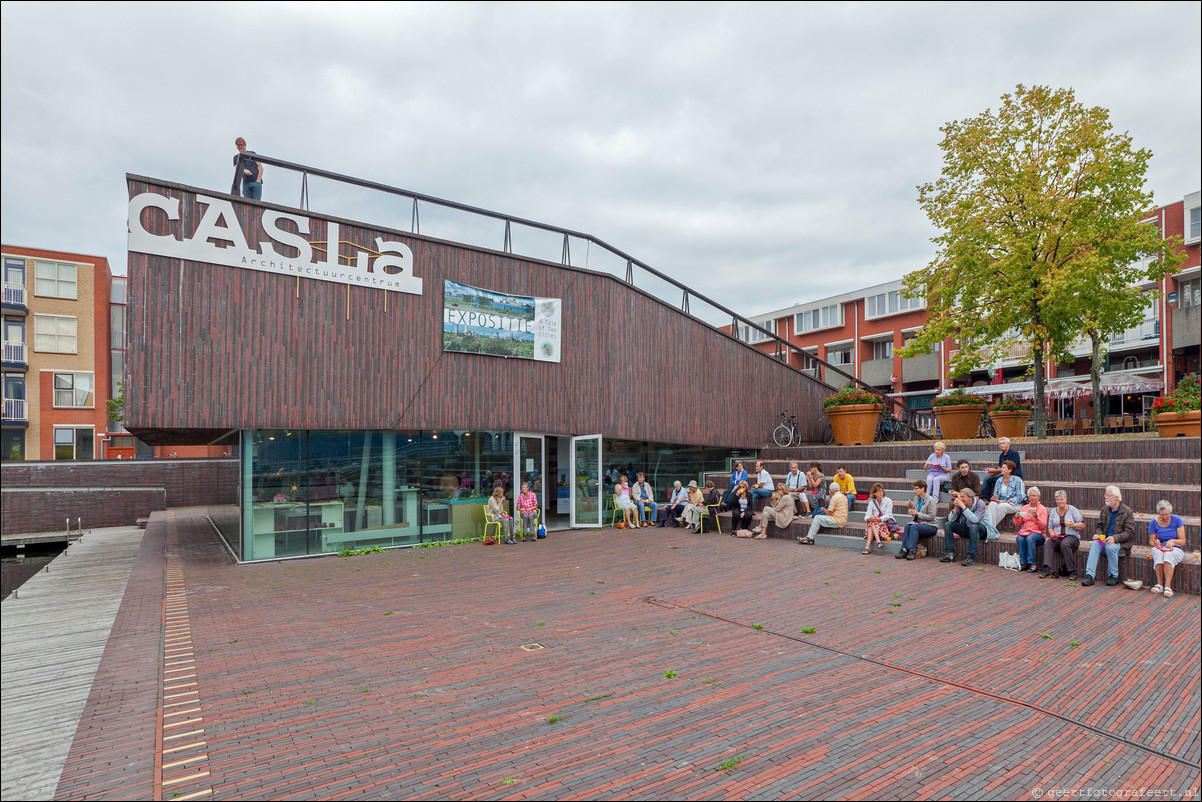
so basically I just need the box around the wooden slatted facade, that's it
[126,175,830,447]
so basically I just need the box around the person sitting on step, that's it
[941,488,988,566]
[1041,490,1084,579]
[1012,486,1048,573]
[984,460,1024,530]
[1082,485,1136,587]
[753,488,796,539]
[750,460,775,504]
[782,461,805,513]
[658,481,688,527]
[950,459,981,496]
[1148,499,1186,598]
[862,483,897,554]
[923,441,953,500]
[832,465,857,510]
[800,463,828,515]
[728,481,755,532]
[897,480,938,560]
[680,481,707,532]
[799,482,847,545]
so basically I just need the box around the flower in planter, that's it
[1153,373,1200,415]
[823,383,884,410]
[988,397,1033,413]
[932,388,988,408]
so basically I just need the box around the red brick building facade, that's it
[734,191,1201,430]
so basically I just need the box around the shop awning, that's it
[939,372,1163,401]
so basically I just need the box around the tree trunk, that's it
[1090,332,1104,435]
[1032,344,1047,439]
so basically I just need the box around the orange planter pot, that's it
[990,410,1032,440]
[1154,410,1201,438]
[826,404,881,446]
[933,404,986,440]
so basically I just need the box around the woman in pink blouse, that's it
[516,481,540,542]
[1013,486,1048,573]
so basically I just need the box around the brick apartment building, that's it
[1,244,229,461]
[736,191,1201,431]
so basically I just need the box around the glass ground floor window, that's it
[239,429,520,561]
[235,428,753,561]
[599,438,754,506]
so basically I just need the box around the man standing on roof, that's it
[233,137,264,200]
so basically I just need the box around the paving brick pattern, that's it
[56,507,1201,800]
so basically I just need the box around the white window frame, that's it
[1186,205,1201,245]
[33,314,78,354]
[827,345,854,366]
[1178,275,1201,309]
[795,303,843,334]
[740,319,775,344]
[53,425,95,461]
[53,371,95,408]
[34,260,78,300]
[873,339,894,360]
[866,290,925,319]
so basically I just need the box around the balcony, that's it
[1110,319,1159,346]
[2,282,27,313]
[2,398,28,423]
[861,357,893,388]
[2,340,27,369]
[1172,305,1200,350]
[901,351,939,383]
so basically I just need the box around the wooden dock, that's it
[0,526,146,801]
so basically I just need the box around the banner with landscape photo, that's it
[443,280,562,362]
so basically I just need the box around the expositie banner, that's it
[442,280,562,363]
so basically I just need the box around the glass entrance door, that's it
[514,433,545,511]
[570,434,602,528]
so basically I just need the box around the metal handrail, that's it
[232,154,917,430]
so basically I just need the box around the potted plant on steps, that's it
[1152,374,1201,438]
[823,384,883,446]
[988,396,1033,440]
[931,388,988,440]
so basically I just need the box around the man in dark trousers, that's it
[232,137,264,199]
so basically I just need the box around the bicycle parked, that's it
[773,411,799,448]
[875,411,912,442]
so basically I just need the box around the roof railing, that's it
[232,154,919,432]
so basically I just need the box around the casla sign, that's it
[127,191,422,295]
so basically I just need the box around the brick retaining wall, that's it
[1,459,237,535]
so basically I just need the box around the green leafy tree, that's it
[106,381,125,424]
[900,85,1180,438]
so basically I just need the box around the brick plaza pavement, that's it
[54,508,1201,801]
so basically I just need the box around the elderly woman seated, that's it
[985,460,1024,529]
[1148,500,1187,598]
[1041,490,1085,579]
[1012,486,1048,573]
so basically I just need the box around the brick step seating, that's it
[704,473,1200,547]
[759,437,1199,462]
[711,510,1200,595]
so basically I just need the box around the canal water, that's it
[2,544,65,600]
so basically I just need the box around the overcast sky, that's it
[2,1,1199,323]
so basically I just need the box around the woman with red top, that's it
[516,481,540,542]
[1013,486,1048,573]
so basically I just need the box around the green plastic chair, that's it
[517,508,541,541]
[483,504,503,544]
[701,501,723,534]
